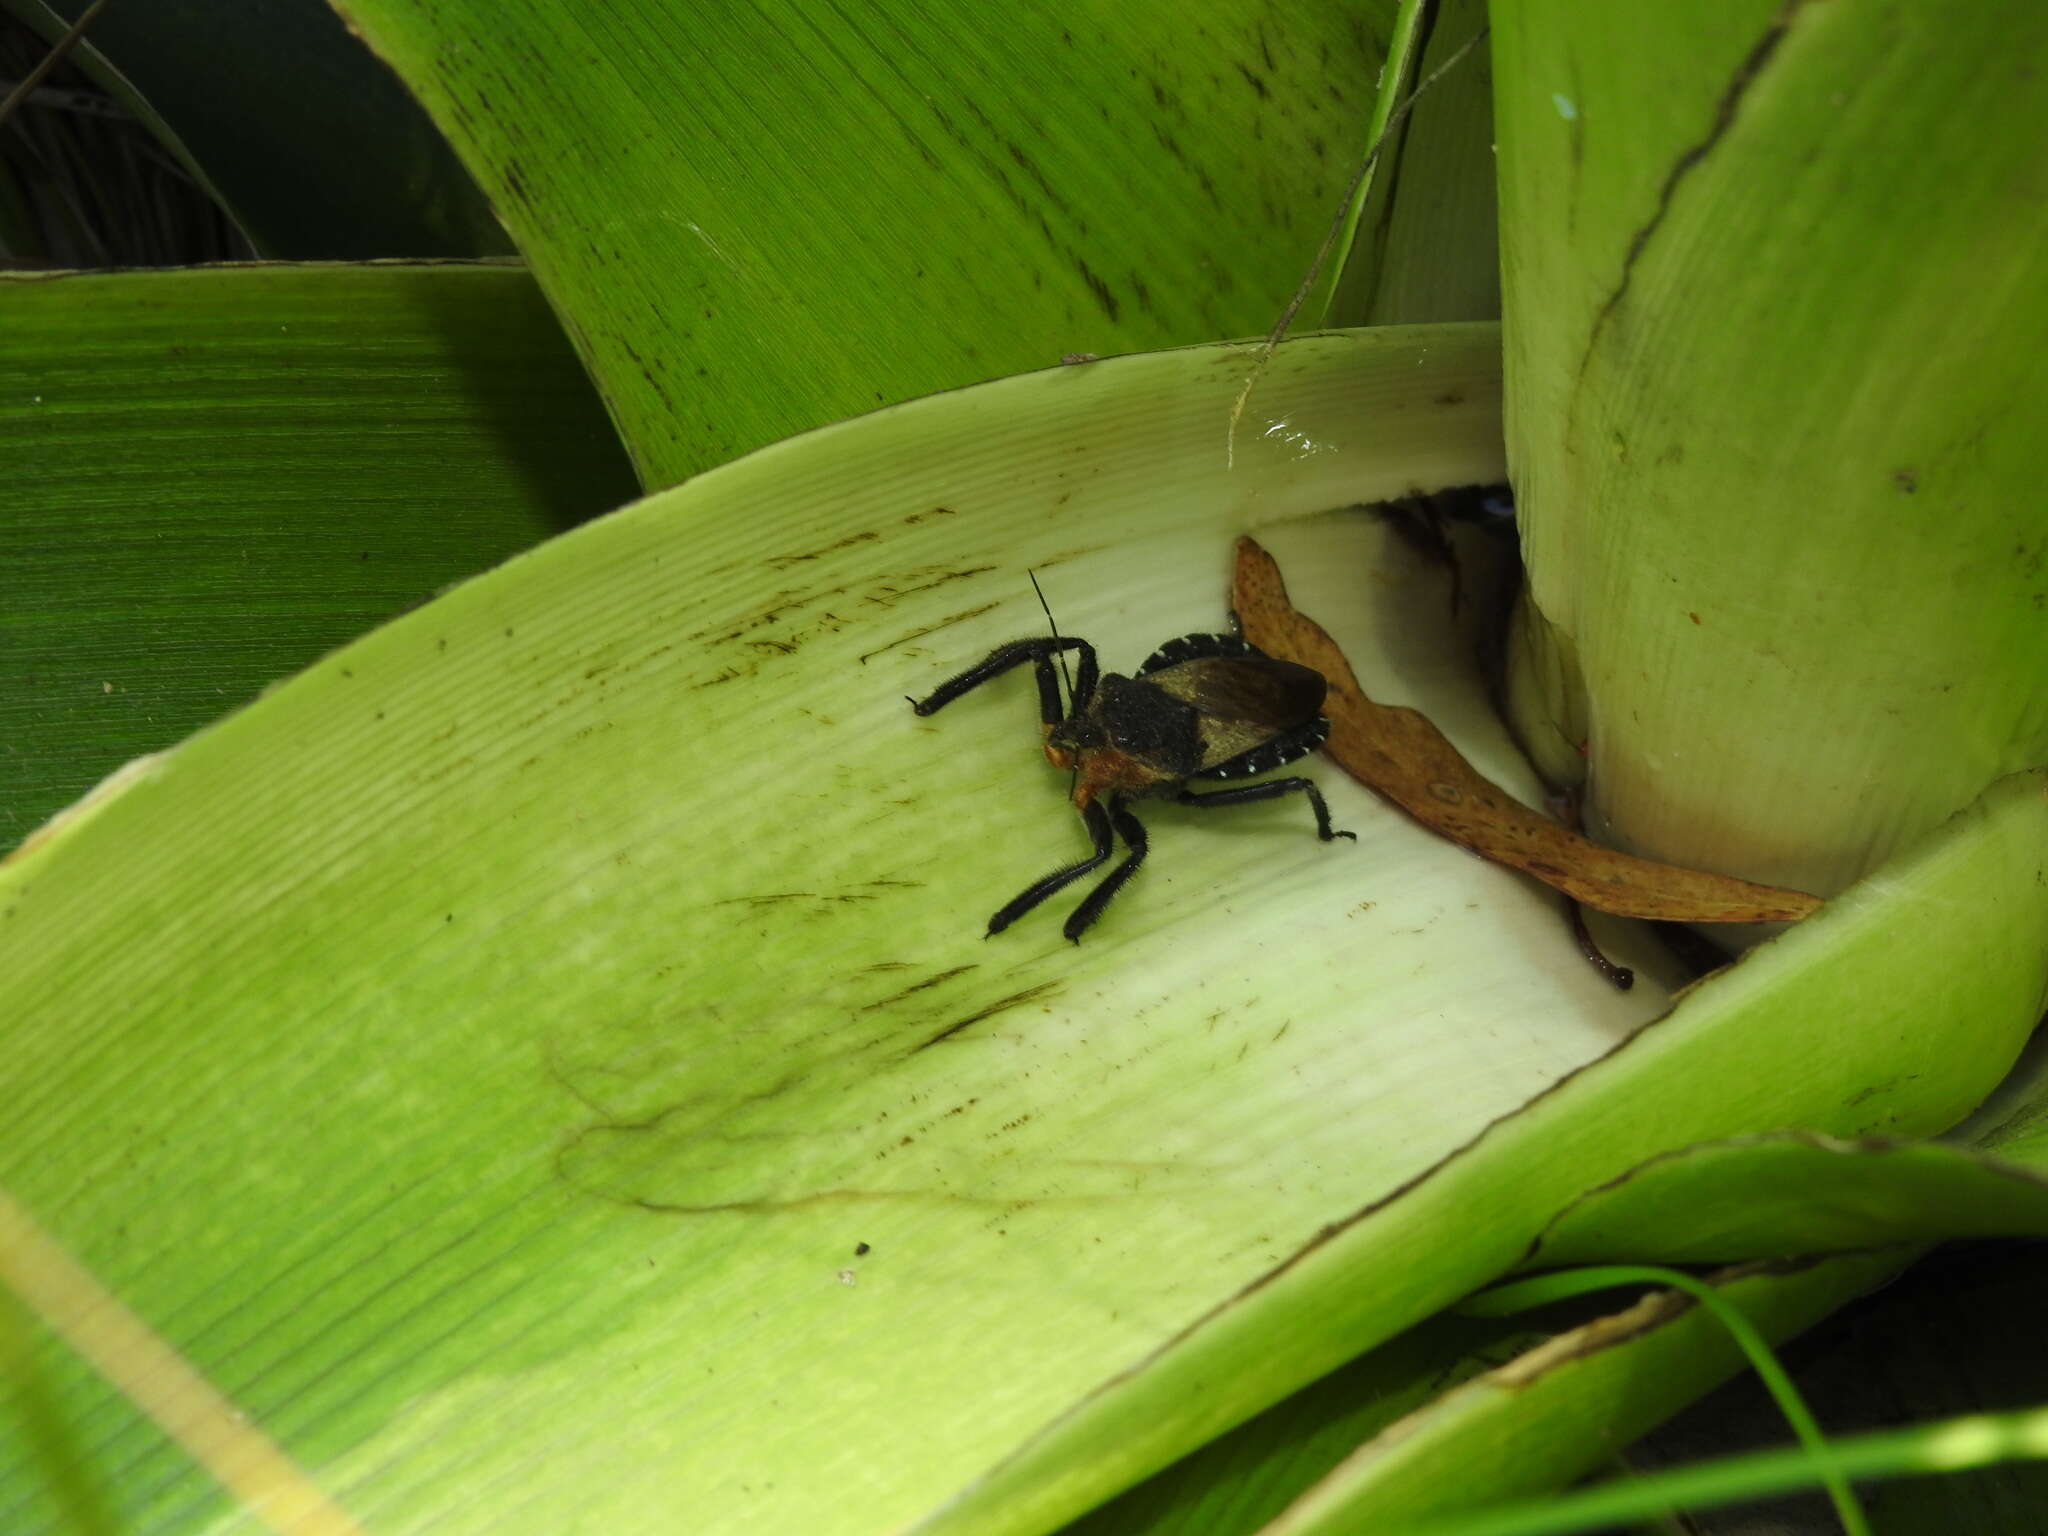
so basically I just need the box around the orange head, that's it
[1044,720,1174,809]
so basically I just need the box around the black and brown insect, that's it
[909,624,1355,941]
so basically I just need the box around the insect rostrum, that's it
[910,632,1356,941]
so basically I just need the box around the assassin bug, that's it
[908,592,1356,942]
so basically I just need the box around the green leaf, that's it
[940,770,2048,1535]
[1,262,637,844]
[1243,1253,1917,1535]
[1528,1134,2048,1267]
[1493,0,2048,893]
[1627,1240,2048,1536]
[1463,1265,1872,1536]
[328,0,1405,483]
[4,0,511,257]
[6,315,2043,1533]
[2,325,1531,1535]
[1226,910,2048,1533]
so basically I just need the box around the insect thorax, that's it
[1087,675,1205,778]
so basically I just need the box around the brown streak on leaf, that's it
[1230,537,1821,923]
[911,981,1062,1052]
[859,965,980,1013]
[857,601,1003,665]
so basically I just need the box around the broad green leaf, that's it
[1493,0,2048,894]
[6,317,2042,1533]
[1,262,637,845]
[4,325,1548,1536]
[5,0,510,257]
[327,0,1404,485]
[9,320,2048,1535]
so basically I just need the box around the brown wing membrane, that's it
[1146,656,1326,727]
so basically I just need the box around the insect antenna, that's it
[1028,569,1081,799]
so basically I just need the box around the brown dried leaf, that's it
[1232,536,1822,923]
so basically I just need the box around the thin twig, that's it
[0,0,114,134]
[1226,24,1491,461]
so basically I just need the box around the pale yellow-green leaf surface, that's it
[933,769,2048,1535]
[8,314,2048,1536]
[5,325,1602,1536]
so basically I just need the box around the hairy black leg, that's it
[987,799,1114,934]
[1029,650,1064,728]
[1062,797,1149,942]
[909,636,1097,722]
[1068,640,1099,714]
[1174,777,1357,841]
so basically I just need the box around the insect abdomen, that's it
[1195,714,1329,777]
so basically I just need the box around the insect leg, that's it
[1062,798,1149,942]
[1029,649,1065,727]
[1068,640,1099,714]
[909,637,1097,722]
[987,798,1115,934]
[1173,778,1357,842]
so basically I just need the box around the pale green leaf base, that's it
[1495,0,2048,893]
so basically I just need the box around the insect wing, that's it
[1143,656,1328,776]
[1150,656,1326,728]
